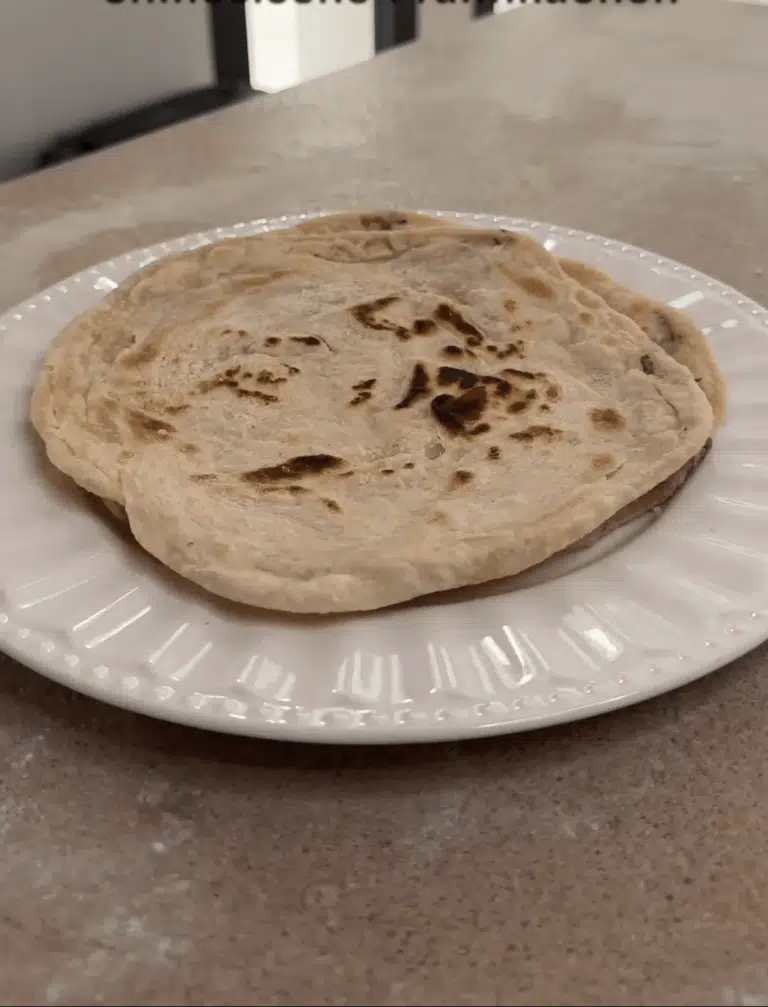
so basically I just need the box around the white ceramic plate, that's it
[1,211,767,744]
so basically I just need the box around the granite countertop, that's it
[1,2,767,1004]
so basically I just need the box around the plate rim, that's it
[1,618,764,745]
[1,209,767,745]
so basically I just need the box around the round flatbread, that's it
[31,221,713,613]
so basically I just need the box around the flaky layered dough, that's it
[31,215,714,613]
[546,259,721,543]
[557,257,725,424]
[293,212,726,543]
[295,212,725,422]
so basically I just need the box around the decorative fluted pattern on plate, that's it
[0,212,766,742]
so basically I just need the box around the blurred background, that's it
[0,0,518,183]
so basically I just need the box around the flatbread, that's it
[291,209,446,235]
[557,258,725,424]
[292,213,725,546]
[544,259,722,546]
[31,220,713,613]
[293,212,725,421]
[291,212,725,549]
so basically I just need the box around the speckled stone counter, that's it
[1,3,767,1004]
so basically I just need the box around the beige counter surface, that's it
[1,3,768,1004]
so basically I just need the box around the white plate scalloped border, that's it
[1,210,767,745]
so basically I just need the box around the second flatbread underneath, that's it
[557,258,725,424]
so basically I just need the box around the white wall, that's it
[0,0,213,181]
[246,0,477,95]
[246,1,374,93]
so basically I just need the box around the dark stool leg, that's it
[474,0,496,17]
[209,0,251,84]
[375,0,419,53]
